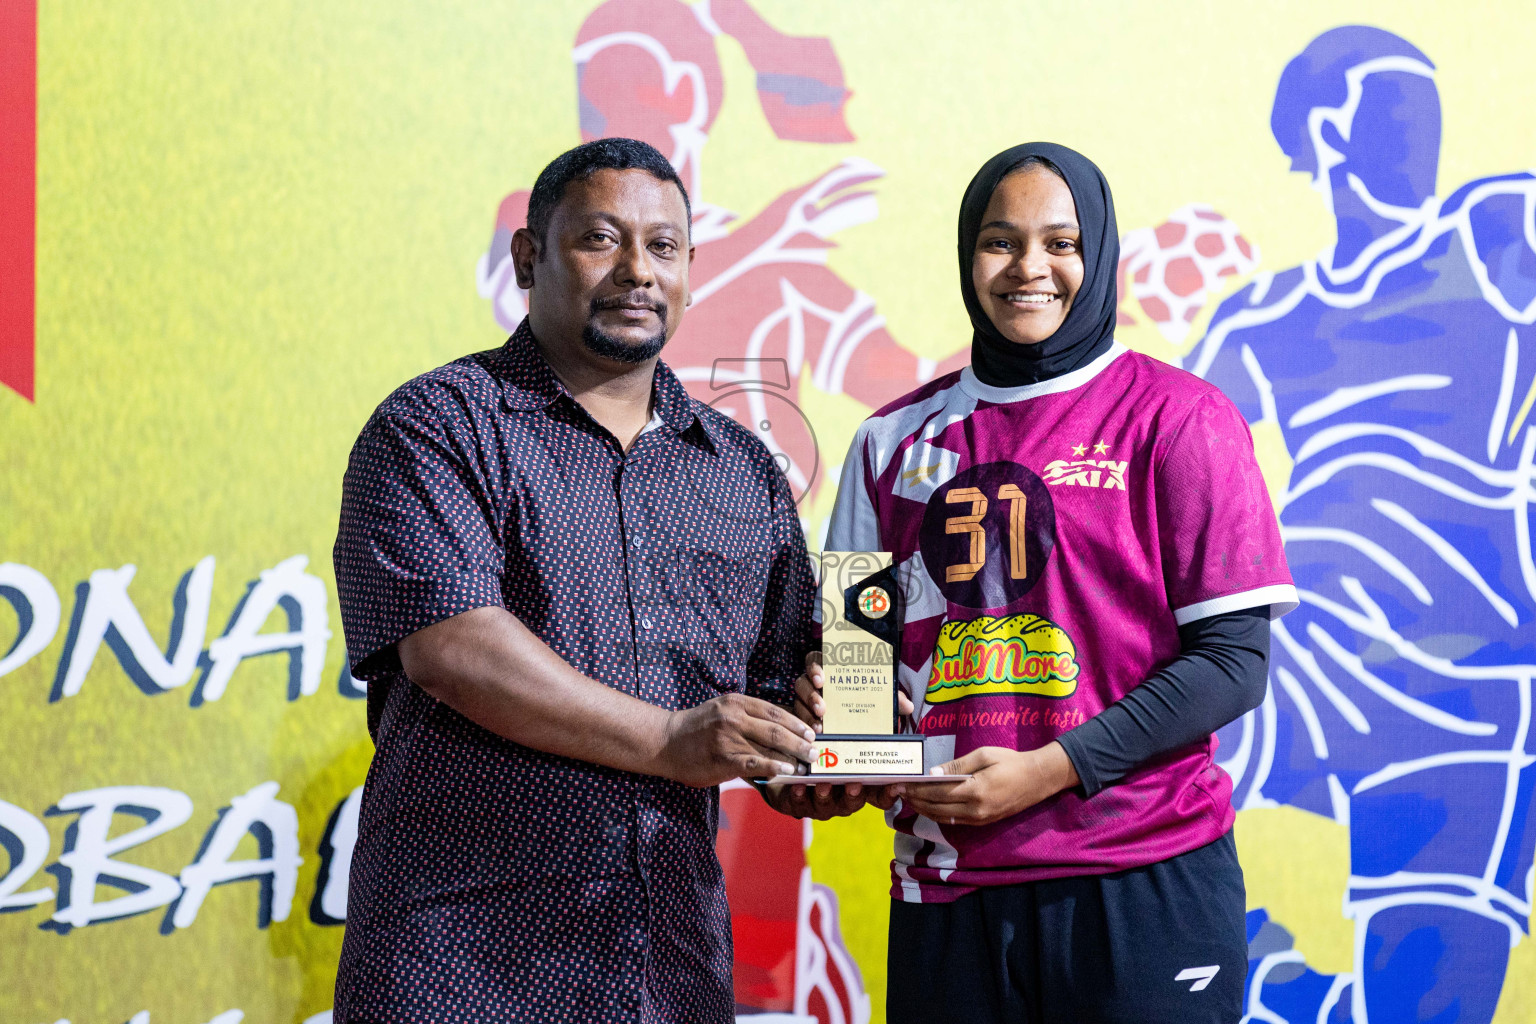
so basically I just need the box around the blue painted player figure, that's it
[1190,26,1536,1024]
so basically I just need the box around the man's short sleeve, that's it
[1155,391,1298,624]
[333,404,507,679]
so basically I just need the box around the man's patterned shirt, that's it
[331,319,815,1023]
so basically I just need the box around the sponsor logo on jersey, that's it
[926,613,1080,702]
[1043,457,1127,489]
[900,461,943,486]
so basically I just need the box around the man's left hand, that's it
[899,742,1079,827]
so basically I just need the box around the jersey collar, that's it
[958,342,1126,404]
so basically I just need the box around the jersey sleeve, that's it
[1155,390,1297,624]
[823,420,883,553]
[333,404,508,679]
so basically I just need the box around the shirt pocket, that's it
[640,548,773,699]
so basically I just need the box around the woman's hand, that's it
[900,742,1079,827]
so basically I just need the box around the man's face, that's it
[515,168,693,366]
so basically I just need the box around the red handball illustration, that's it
[1117,204,1259,345]
[0,0,37,402]
[478,0,966,511]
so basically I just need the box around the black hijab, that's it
[959,142,1119,387]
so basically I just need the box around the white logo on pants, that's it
[1176,965,1221,992]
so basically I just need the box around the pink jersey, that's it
[824,344,1297,902]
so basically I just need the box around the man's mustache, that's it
[590,293,667,325]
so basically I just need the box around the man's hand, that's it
[656,693,817,788]
[793,653,826,729]
[793,652,914,731]
[900,742,1079,827]
[761,779,907,819]
[761,780,869,820]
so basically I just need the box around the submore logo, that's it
[926,613,1080,702]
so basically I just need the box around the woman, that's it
[790,142,1296,1023]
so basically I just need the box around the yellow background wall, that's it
[2,2,1532,1021]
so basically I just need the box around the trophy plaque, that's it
[770,550,964,784]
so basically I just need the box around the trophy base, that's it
[806,734,926,776]
[764,772,969,785]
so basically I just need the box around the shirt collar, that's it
[493,318,703,437]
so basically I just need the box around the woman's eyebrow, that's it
[978,220,1081,233]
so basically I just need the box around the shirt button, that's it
[641,617,653,630]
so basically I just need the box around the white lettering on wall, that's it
[200,556,330,703]
[0,796,54,910]
[48,786,194,930]
[173,781,301,929]
[315,786,363,923]
[0,562,61,678]
[54,558,215,698]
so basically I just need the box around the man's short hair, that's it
[526,138,692,247]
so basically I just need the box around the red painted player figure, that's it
[479,0,966,513]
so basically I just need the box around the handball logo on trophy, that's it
[857,585,890,618]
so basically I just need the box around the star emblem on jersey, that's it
[1071,443,1087,456]
[1093,440,1110,454]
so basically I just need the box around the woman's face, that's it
[971,167,1084,346]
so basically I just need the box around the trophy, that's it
[798,550,929,780]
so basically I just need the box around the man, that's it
[331,137,818,1023]
[1190,26,1536,1024]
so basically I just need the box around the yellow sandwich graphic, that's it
[926,614,1080,702]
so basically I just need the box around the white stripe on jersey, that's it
[826,381,976,553]
[864,380,976,480]
[1174,582,1300,623]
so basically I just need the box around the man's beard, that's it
[582,301,669,364]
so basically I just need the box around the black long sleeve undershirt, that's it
[1055,607,1270,797]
